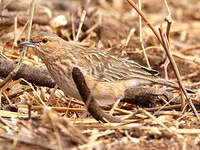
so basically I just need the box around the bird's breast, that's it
[46,60,82,100]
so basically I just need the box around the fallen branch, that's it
[0,59,55,88]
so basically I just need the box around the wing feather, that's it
[64,43,158,82]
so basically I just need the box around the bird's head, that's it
[19,32,65,57]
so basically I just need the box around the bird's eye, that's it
[42,38,48,43]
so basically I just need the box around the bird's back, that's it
[59,41,159,82]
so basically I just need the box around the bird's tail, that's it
[155,78,194,93]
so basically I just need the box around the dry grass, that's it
[0,0,200,149]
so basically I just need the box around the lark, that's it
[20,32,192,106]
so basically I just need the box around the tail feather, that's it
[141,66,159,75]
[139,66,194,93]
[155,78,194,93]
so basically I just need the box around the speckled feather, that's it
[31,32,159,82]
[21,32,192,105]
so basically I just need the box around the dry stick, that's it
[2,92,11,105]
[161,0,173,80]
[14,19,29,48]
[47,112,63,150]
[28,102,32,119]
[164,0,172,40]
[138,0,151,68]
[18,105,86,113]
[127,0,162,44]
[48,84,58,105]
[140,108,174,133]
[125,28,135,47]
[126,0,199,119]
[82,13,102,42]
[160,20,171,81]
[153,96,178,115]
[165,17,172,41]
[75,10,86,41]
[161,0,172,80]
[21,78,46,106]
[13,16,18,48]
[0,0,36,88]
[164,17,187,110]
[0,50,9,60]
[65,98,72,116]
[72,67,122,123]
[85,21,100,35]
[71,13,76,41]
[159,28,199,120]
[26,0,35,40]
[145,104,181,112]
[109,98,121,115]
[165,18,186,111]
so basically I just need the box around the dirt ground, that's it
[0,0,200,149]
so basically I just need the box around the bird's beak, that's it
[19,40,37,48]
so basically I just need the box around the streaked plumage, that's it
[20,32,192,106]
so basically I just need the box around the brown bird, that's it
[20,32,193,106]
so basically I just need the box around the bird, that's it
[19,32,193,106]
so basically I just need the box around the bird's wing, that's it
[68,44,159,82]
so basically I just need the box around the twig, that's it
[81,13,102,42]
[140,108,181,137]
[75,10,86,41]
[21,78,46,106]
[145,104,181,112]
[13,16,18,48]
[109,98,121,115]
[0,0,36,88]
[127,0,162,44]
[125,28,135,46]
[165,18,172,42]
[138,0,151,68]
[127,0,199,120]
[164,0,172,41]
[71,13,76,41]
[160,0,173,80]
[159,28,199,120]
[28,102,32,120]
[26,0,35,40]
[153,96,178,115]
[14,19,29,48]
[48,84,58,105]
